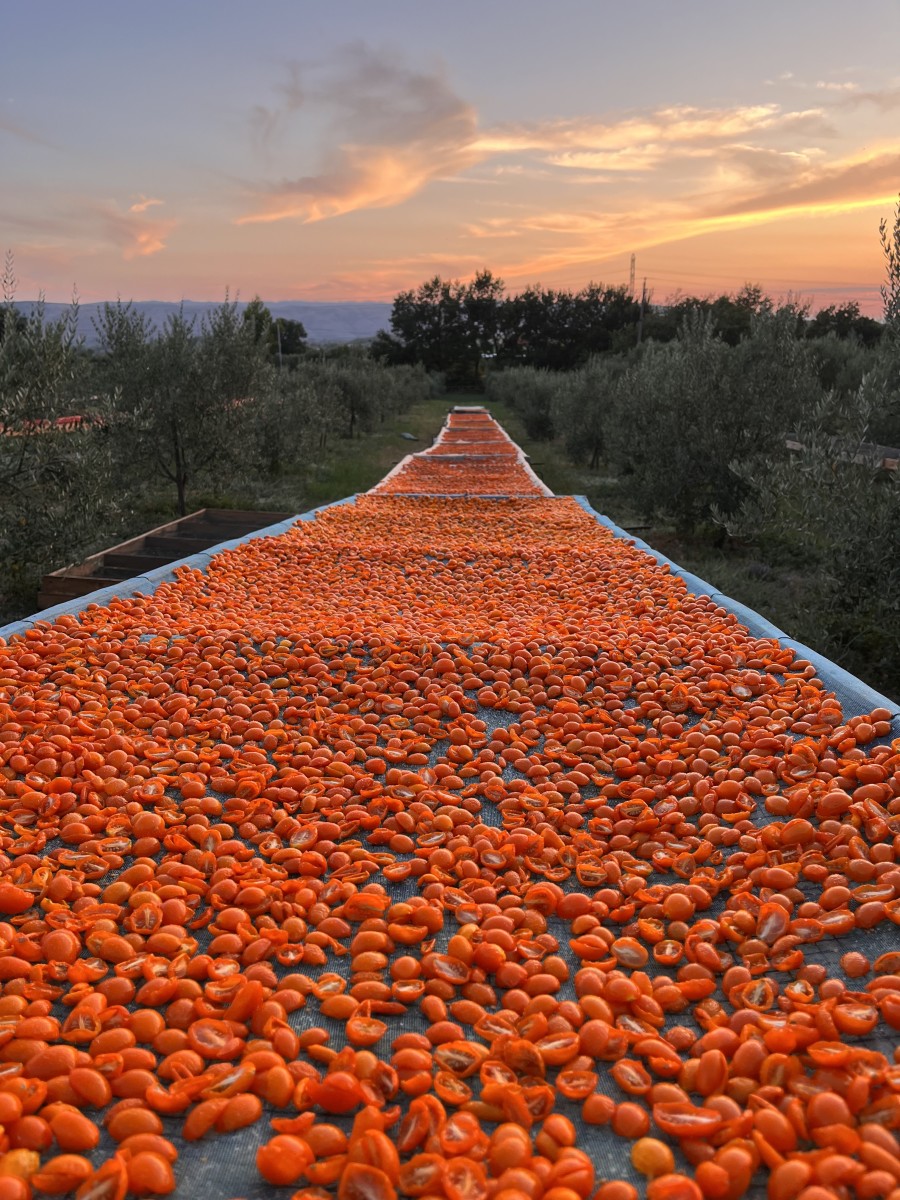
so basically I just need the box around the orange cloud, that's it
[236,49,895,255]
[238,46,480,225]
[225,50,898,312]
[474,103,832,157]
[708,148,900,221]
[95,203,176,259]
[459,144,900,289]
[1,200,176,261]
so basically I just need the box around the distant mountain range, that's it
[17,300,394,347]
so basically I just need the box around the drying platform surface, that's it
[0,406,897,1199]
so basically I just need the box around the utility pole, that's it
[637,278,647,345]
[629,253,636,296]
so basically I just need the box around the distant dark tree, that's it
[374,271,505,387]
[807,301,882,347]
[242,296,273,345]
[709,284,773,346]
[242,296,307,363]
[496,285,563,368]
[273,317,308,358]
[645,286,808,347]
[497,283,639,369]
[462,269,505,372]
[641,293,712,344]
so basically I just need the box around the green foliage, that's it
[0,259,26,345]
[805,333,873,402]
[881,193,900,333]
[497,283,639,368]
[94,297,265,515]
[251,371,330,475]
[273,317,308,358]
[484,367,557,440]
[806,300,882,347]
[606,308,820,534]
[242,296,308,362]
[553,356,629,469]
[724,379,900,692]
[373,270,504,389]
[0,248,436,621]
[380,274,640,385]
[0,256,115,609]
[641,283,791,346]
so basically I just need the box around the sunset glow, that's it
[3,1,899,312]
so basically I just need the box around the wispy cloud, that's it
[0,115,56,149]
[711,148,900,220]
[129,195,164,214]
[464,221,523,239]
[837,85,900,112]
[476,103,833,157]
[96,202,176,259]
[249,62,305,152]
[1,200,176,260]
[238,45,479,224]
[454,86,899,284]
[457,140,900,289]
[236,57,848,234]
[768,74,900,110]
[232,46,899,302]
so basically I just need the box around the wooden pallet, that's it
[38,508,294,609]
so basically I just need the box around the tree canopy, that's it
[242,297,308,363]
[375,273,883,386]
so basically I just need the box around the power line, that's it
[635,266,881,287]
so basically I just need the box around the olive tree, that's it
[0,254,114,613]
[94,297,266,515]
[609,309,820,534]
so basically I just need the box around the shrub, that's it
[551,356,628,469]
[485,367,557,440]
[607,308,821,534]
[724,378,900,695]
[0,262,115,614]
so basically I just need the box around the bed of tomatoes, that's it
[0,409,896,1200]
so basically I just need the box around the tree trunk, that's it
[176,473,187,517]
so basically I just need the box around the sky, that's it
[2,0,900,313]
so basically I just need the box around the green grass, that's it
[301,397,454,505]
